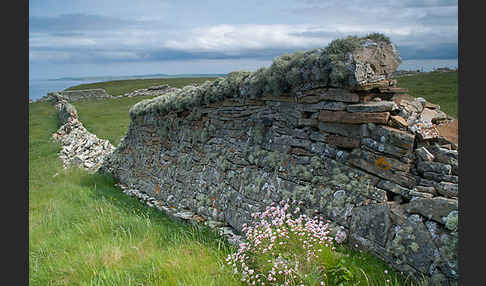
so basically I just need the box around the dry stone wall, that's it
[39,85,181,103]
[99,35,459,285]
[39,89,112,102]
[121,84,182,98]
[49,94,244,244]
[51,96,115,171]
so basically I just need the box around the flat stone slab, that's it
[406,197,458,224]
[415,147,435,162]
[327,134,360,149]
[377,180,411,198]
[298,88,360,103]
[297,101,348,112]
[360,137,410,158]
[318,110,390,124]
[350,204,391,248]
[435,182,459,198]
[368,125,415,152]
[348,150,417,188]
[417,161,452,176]
[346,101,396,113]
[318,122,362,138]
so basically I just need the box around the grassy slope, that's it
[29,101,240,285]
[395,71,458,118]
[72,96,156,146]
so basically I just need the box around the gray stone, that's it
[296,101,347,112]
[408,190,434,198]
[318,110,390,124]
[309,131,329,142]
[386,218,438,277]
[360,137,410,158]
[41,88,112,102]
[346,101,396,113]
[318,122,361,138]
[348,151,417,189]
[418,178,439,188]
[368,125,415,152]
[414,186,438,196]
[415,147,435,162]
[377,180,411,198]
[406,197,458,224]
[436,182,459,198]
[423,172,458,184]
[427,145,458,165]
[350,204,391,248]
[417,161,452,176]
[298,88,360,103]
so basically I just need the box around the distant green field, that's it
[65,77,219,97]
[395,71,458,118]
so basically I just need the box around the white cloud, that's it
[28,0,458,77]
[163,24,333,53]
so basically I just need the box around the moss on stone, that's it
[410,242,420,252]
[365,32,391,44]
[200,129,209,144]
[444,211,458,231]
[128,33,395,120]
[252,123,266,145]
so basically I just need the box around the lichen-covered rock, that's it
[417,161,452,176]
[386,216,438,279]
[350,204,391,248]
[129,34,400,120]
[121,84,182,98]
[405,197,458,224]
[51,95,115,171]
[435,182,459,198]
[40,89,112,102]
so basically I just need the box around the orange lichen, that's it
[374,157,391,170]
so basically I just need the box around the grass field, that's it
[29,101,240,285]
[28,73,456,285]
[395,71,458,118]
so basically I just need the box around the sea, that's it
[29,59,458,102]
[29,78,103,102]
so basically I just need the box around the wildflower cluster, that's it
[227,200,345,286]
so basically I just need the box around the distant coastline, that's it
[29,58,458,101]
[49,73,227,82]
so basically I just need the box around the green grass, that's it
[395,71,458,118]
[29,75,446,285]
[29,101,240,286]
[73,96,157,146]
[65,77,219,97]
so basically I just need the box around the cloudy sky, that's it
[29,0,458,79]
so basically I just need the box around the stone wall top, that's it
[39,88,112,102]
[129,34,401,120]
